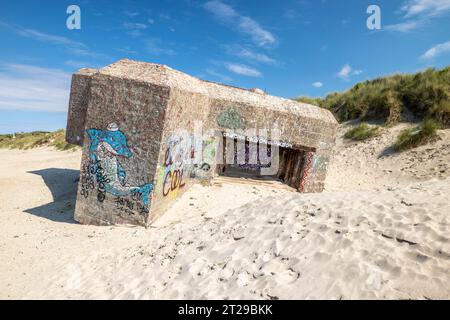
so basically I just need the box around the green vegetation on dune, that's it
[296,66,450,128]
[295,96,322,106]
[0,130,79,151]
[344,123,380,141]
[394,119,439,151]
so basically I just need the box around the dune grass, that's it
[394,119,439,151]
[344,123,380,141]
[0,130,79,151]
[296,66,450,128]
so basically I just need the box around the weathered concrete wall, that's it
[74,73,170,226]
[149,88,218,222]
[66,68,97,146]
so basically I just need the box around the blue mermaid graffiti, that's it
[87,122,153,206]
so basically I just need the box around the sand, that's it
[0,123,449,299]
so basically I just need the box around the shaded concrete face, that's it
[66,69,97,146]
[67,59,338,226]
[73,74,170,226]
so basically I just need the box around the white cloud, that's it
[238,17,276,47]
[123,22,148,37]
[384,1,450,33]
[0,64,71,112]
[401,0,450,17]
[1,22,84,48]
[337,64,352,79]
[205,68,233,82]
[159,13,173,21]
[385,20,422,32]
[225,63,262,77]
[337,64,363,80]
[145,38,176,56]
[64,60,92,69]
[204,0,238,20]
[204,1,276,47]
[421,40,450,59]
[312,82,323,88]
[116,47,138,55]
[123,22,148,30]
[225,46,276,64]
[0,21,105,59]
[124,10,140,17]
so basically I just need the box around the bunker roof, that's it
[98,59,337,125]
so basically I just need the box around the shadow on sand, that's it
[25,168,80,224]
[378,145,397,159]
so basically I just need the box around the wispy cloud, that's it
[401,0,450,17]
[225,63,262,77]
[385,0,450,33]
[337,64,362,80]
[337,65,352,79]
[64,60,92,69]
[0,21,84,47]
[204,1,277,47]
[204,1,238,20]
[224,45,276,64]
[385,20,423,32]
[123,22,148,30]
[159,13,175,22]
[115,47,138,55]
[421,40,450,59]
[312,82,323,88]
[0,64,71,112]
[145,38,176,56]
[205,68,233,82]
[123,22,148,37]
[0,21,105,59]
[124,10,140,17]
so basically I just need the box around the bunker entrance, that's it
[218,135,314,190]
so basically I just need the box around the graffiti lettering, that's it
[163,169,186,197]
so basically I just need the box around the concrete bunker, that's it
[66,59,338,227]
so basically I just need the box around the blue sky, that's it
[0,0,449,133]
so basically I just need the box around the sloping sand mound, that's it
[0,124,449,299]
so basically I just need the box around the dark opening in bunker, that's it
[218,134,315,190]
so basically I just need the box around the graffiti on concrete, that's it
[299,151,315,192]
[80,122,153,213]
[155,133,218,199]
[192,137,216,178]
[160,133,191,198]
[114,193,149,216]
[217,107,246,130]
[299,153,329,192]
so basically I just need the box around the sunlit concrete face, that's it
[66,59,338,226]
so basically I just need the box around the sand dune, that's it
[0,124,449,299]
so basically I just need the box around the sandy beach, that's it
[1,123,449,299]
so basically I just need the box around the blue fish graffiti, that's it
[87,122,153,206]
